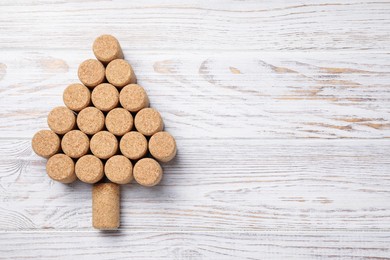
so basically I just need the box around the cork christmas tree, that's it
[31,35,177,230]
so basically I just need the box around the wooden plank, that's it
[0,138,389,231]
[0,0,389,51]
[0,50,389,138]
[0,231,389,259]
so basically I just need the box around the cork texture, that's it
[77,107,105,135]
[91,83,119,112]
[47,106,76,135]
[61,130,90,159]
[75,154,104,184]
[63,83,91,112]
[93,34,123,64]
[134,108,164,136]
[133,158,163,187]
[119,84,149,112]
[149,131,177,162]
[93,183,120,230]
[119,131,147,160]
[105,155,133,184]
[105,59,136,87]
[90,131,118,159]
[32,130,61,158]
[78,59,105,88]
[46,153,77,184]
[105,108,133,136]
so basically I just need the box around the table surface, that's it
[1,0,390,259]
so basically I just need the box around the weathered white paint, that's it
[0,0,390,259]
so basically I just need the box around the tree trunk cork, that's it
[93,183,120,230]
[93,34,124,64]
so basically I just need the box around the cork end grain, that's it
[47,106,76,135]
[90,131,118,159]
[77,107,105,135]
[75,154,104,184]
[105,59,136,87]
[93,34,123,64]
[91,83,119,112]
[105,108,133,136]
[134,108,164,136]
[149,131,177,163]
[133,158,163,187]
[63,83,91,112]
[105,155,133,184]
[119,131,147,160]
[93,183,120,230]
[46,154,77,183]
[61,130,90,159]
[32,130,60,158]
[119,84,149,112]
[78,59,105,88]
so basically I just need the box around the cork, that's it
[119,84,149,112]
[149,131,177,162]
[134,108,164,136]
[105,108,133,136]
[119,131,147,160]
[90,131,118,159]
[105,59,136,87]
[46,153,77,184]
[105,155,133,184]
[93,34,124,64]
[32,130,61,158]
[63,83,91,112]
[93,183,120,230]
[133,158,163,187]
[91,83,119,112]
[78,59,105,88]
[61,130,90,159]
[75,154,104,184]
[47,106,76,135]
[77,107,105,135]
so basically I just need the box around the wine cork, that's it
[47,106,76,135]
[105,59,136,87]
[119,131,147,160]
[93,183,120,230]
[133,158,163,187]
[149,132,177,162]
[46,153,77,184]
[77,107,105,135]
[63,83,91,112]
[78,59,105,88]
[134,108,164,136]
[75,155,104,184]
[91,83,119,112]
[32,130,60,158]
[93,34,124,64]
[119,84,149,112]
[90,131,118,159]
[61,130,89,158]
[105,155,133,184]
[105,108,133,136]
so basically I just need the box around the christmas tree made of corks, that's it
[31,35,177,230]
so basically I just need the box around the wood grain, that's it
[0,231,389,260]
[1,138,389,231]
[0,50,389,138]
[0,0,389,51]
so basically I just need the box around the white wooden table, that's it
[1,1,390,259]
